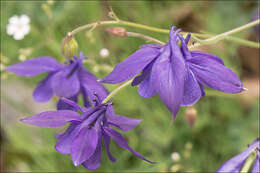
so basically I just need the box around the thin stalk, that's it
[126,32,165,45]
[102,79,133,104]
[191,20,260,48]
[71,19,207,37]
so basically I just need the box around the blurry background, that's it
[1,1,259,172]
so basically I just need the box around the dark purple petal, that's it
[79,66,108,105]
[184,33,191,44]
[138,74,156,98]
[51,64,80,98]
[188,54,244,93]
[101,47,160,84]
[82,142,102,170]
[151,41,185,120]
[199,83,206,97]
[6,57,62,77]
[80,109,105,127]
[252,155,259,173]
[179,34,192,59]
[131,61,154,86]
[107,114,141,132]
[217,138,260,173]
[190,51,224,65]
[103,133,116,162]
[71,127,99,166]
[33,73,54,102]
[132,61,157,98]
[57,96,81,112]
[180,68,201,106]
[104,127,153,163]
[55,123,81,154]
[81,86,91,108]
[21,110,81,127]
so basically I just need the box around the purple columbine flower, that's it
[6,52,107,110]
[217,138,260,173]
[101,26,244,120]
[21,97,153,170]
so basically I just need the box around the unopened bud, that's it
[61,32,78,59]
[185,106,197,128]
[106,27,127,37]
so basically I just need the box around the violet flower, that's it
[6,52,107,110]
[101,26,244,120]
[21,97,153,170]
[217,138,260,173]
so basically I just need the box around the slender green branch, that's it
[102,79,133,104]
[203,20,260,43]
[126,32,165,45]
[70,19,207,37]
[240,149,258,173]
[190,20,260,49]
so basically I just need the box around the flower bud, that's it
[61,32,78,59]
[184,106,197,128]
[106,27,127,37]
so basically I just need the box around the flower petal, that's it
[21,110,81,127]
[104,127,153,163]
[57,95,78,111]
[151,42,185,120]
[132,61,157,98]
[33,73,54,102]
[6,57,62,77]
[71,127,99,166]
[138,74,157,98]
[102,133,116,162]
[199,83,206,97]
[180,68,201,106]
[79,66,108,105]
[131,61,154,86]
[107,114,141,132]
[178,34,192,59]
[51,63,80,98]
[217,138,260,173]
[252,155,260,173]
[101,47,160,84]
[55,123,81,154]
[188,54,243,93]
[82,141,102,170]
[190,51,225,65]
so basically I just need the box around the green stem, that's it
[240,149,258,173]
[126,32,165,45]
[191,20,260,48]
[71,19,208,38]
[102,79,134,104]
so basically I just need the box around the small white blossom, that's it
[171,152,180,162]
[99,48,110,58]
[6,15,30,40]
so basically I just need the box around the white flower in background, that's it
[6,15,30,40]
[171,152,180,162]
[99,48,110,58]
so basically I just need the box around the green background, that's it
[1,1,259,172]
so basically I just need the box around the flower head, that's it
[101,26,244,121]
[21,97,152,170]
[6,15,30,40]
[217,138,260,173]
[6,52,107,110]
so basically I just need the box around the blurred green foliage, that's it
[1,1,259,172]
